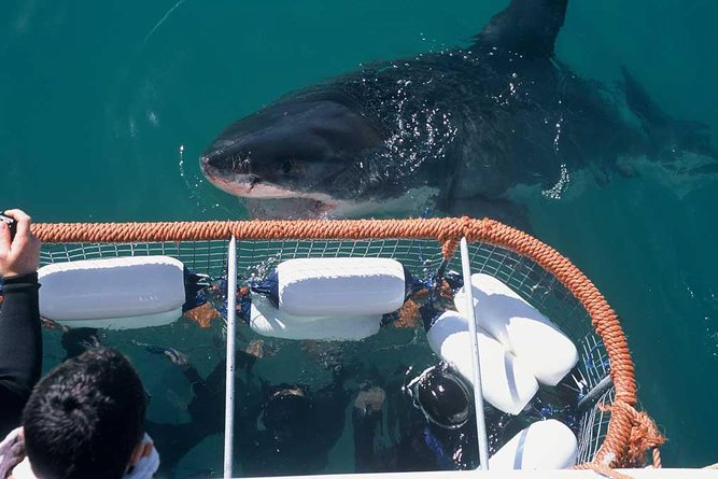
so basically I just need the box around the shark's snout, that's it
[199,155,213,171]
[200,100,384,205]
[200,151,253,175]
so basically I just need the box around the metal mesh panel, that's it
[40,241,230,278]
[39,238,614,465]
[577,389,615,464]
[235,239,445,283]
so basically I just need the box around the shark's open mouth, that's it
[243,197,336,219]
[202,169,340,219]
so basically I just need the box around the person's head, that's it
[408,364,472,430]
[22,348,147,479]
[259,386,311,443]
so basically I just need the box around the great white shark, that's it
[200,0,716,225]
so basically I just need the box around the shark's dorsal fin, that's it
[474,0,568,58]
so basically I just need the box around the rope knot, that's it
[599,400,665,467]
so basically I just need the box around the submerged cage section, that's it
[30,217,661,476]
[39,236,614,468]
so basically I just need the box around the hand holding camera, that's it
[0,209,41,279]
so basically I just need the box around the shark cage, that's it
[30,218,664,478]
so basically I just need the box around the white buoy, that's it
[489,419,578,470]
[257,258,408,317]
[250,294,381,341]
[48,308,183,330]
[39,256,186,330]
[426,311,538,415]
[455,274,578,386]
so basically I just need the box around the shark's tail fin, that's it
[622,67,718,174]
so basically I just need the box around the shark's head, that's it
[200,99,387,218]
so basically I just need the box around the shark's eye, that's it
[282,160,295,174]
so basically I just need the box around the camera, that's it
[0,212,17,240]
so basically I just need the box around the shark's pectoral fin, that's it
[444,195,533,233]
[621,66,670,131]
[623,66,718,171]
[474,0,568,58]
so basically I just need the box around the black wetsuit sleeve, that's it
[0,273,42,438]
[352,405,385,472]
[314,382,351,447]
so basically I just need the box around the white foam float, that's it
[455,273,579,386]
[426,311,539,415]
[257,258,408,317]
[250,294,381,341]
[39,256,186,330]
[489,419,578,470]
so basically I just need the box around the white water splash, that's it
[178,143,210,212]
[553,113,564,152]
[147,110,159,126]
[542,163,570,199]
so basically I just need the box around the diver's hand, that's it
[0,209,41,279]
[354,386,386,414]
[163,348,190,369]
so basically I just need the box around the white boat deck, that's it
[230,469,717,478]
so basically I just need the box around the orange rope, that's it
[598,401,666,467]
[653,449,662,469]
[31,217,660,467]
[33,218,471,244]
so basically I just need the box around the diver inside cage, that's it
[352,363,482,472]
[136,343,353,478]
[351,295,585,473]
[352,360,585,473]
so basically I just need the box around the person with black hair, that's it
[0,348,158,479]
[0,209,42,439]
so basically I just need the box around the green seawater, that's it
[1,0,718,474]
